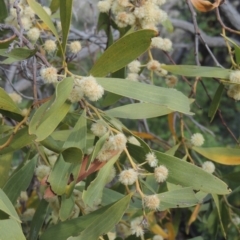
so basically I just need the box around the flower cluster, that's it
[130,216,144,237]
[227,84,240,101]
[97,133,127,162]
[154,165,169,183]
[9,92,22,104]
[35,165,51,180]
[145,152,158,167]
[44,40,57,54]
[119,168,138,185]
[5,1,51,32]
[69,41,82,54]
[91,120,108,137]
[191,133,205,147]
[143,194,160,210]
[165,75,178,88]
[68,76,104,103]
[147,60,168,76]
[126,60,141,82]
[151,37,172,52]
[40,67,58,84]
[229,70,240,84]
[202,161,215,174]
[98,0,168,31]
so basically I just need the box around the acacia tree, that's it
[0,0,239,239]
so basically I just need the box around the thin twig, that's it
[0,107,31,150]
[0,24,51,67]
[32,57,38,102]
[186,0,223,68]
[186,0,200,66]
[216,7,240,35]
[13,0,23,46]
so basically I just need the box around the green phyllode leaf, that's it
[87,132,109,168]
[102,187,200,211]
[105,103,172,119]
[0,87,22,115]
[208,83,224,122]
[63,110,86,152]
[0,127,35,155]
[0,189,21,222]
[0,153,12,187]
[0,219,26,240]
[158,187,199,211]
[61,147,83,164]
[97,78,192,115]
[59,194,75,221]
[90,29,156,76]
[0,0,7,22]
[82,154,120,207]
[79,194,131,240]
[40,194,131,240]
[59,0,73,54]
[0,48,37,64]
[47,154,80,195]
[3,156,37,204]
[29,200,49,240]
[161,65,232,79]
[153,151,231,195]
[50,0,60,13]
[29,77,74,141]
[212,194,226,238]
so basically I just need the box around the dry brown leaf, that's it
[190,0,222,12]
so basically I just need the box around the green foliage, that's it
[29,77,73,141]
[3,156,37,204]
[90,30,156,76]
[105,103,172,119]
[0,0,7,22]
[0,0,239,239]
[59,0,73,54]
[161,65,232,79]
[97,78,192,114]
[40,194,131,240]
[0,48,37,64]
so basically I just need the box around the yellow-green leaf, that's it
[50,0,60,13]
[193,147,240,165]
